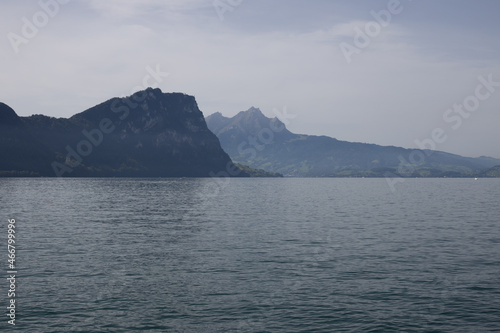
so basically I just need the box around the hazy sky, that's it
[1,0,499,158]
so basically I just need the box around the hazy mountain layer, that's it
[206,108,500,177]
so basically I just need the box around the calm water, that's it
[0,178,499,332]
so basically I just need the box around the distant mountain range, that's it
[0,89,277,177]
[3,92,498,178]
[206,107,500,177]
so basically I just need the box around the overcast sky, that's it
[1,0,499,158]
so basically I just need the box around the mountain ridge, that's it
[0,89,250,177]
[206,108,500,177]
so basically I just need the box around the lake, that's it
[1,178,499,332]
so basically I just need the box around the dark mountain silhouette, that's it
[0,89,253,177]
[206,108,500,177]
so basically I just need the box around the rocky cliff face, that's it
[0,88,246,177]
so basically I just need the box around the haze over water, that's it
[1,178,499,332]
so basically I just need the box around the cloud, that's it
[87,0,211,19]
[0,0,499,158]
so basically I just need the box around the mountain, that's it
[235,163,283,177]
[475,165,500,178]
[206,108,500,177]
[0,89,250,177]
[0,102,56,176]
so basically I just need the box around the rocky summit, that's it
[0,88,247,177]
[206,108,500,177]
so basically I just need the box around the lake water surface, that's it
[1,178,499,332]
